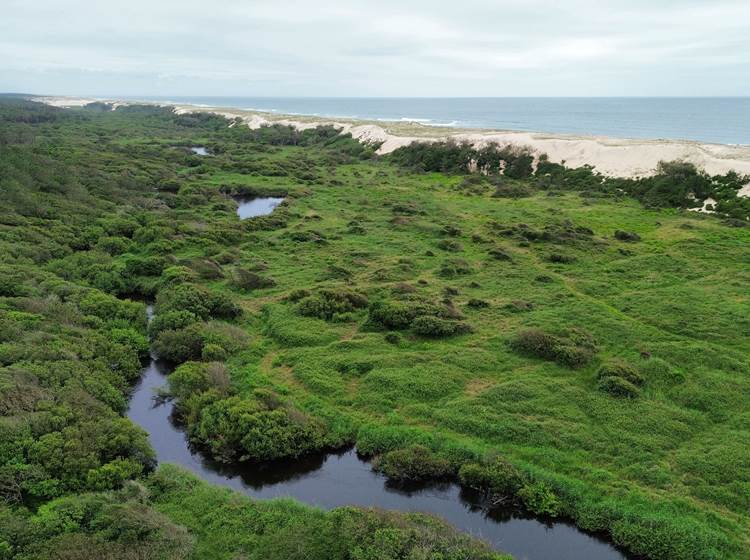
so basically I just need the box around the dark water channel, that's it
[126,198,627,560]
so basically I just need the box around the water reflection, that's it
[235,196,285,219]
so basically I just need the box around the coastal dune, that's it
[35,96,750,180]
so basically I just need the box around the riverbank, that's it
[32,95,750,179]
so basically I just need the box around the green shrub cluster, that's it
[411,315,472,337]
[153,320,248,364]
[597,360,645,398]
[368,297,470,337]
[232,268,276,291]
[185,392,335,463]
[459,457,561,516]
[373,445,455,482]
[614,230,641,242]
[389,140,534,178]
[510,328,597,368]
[297,288,368,321]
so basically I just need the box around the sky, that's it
[2,0,749,97]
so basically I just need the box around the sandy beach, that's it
[33,96,750,181]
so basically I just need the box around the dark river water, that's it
[126,198,628,560]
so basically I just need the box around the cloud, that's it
[1,0,748,95]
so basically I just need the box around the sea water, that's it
[131,96,750,145]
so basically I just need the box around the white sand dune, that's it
[34,96,750,186]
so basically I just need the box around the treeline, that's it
[389,140,750,221]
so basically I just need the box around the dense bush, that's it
[232,268,276,291]
[373,445,454,481]
[488,247,512,261]
[152,324,204,363]
[458,457,525,498]
[147,310,198,339]
[438,258,472,277]
[411,315,471,337]
[153,320,248,364]
[547,253,577,264]
[189,395,331,462]
[367,298,453,330]
[389,140,535,179]
[614,230,642,242]
[168,361,232,403]
[297,289,368,320]
[156,283,241,320]
[598,375,641,398]
[518,481,562,516]
[510,328,597,368]
[597,360,644,386]
[436,239,463,252]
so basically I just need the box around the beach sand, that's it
[33,96,750,182]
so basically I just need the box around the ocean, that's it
[130,96,750,146]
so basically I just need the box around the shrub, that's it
[510,328,596,368]
[598,376,641,398]
[373,445,454,482]
[547,253,577,264]
[207,291,242,319]
[384,332,401,344]
[436,239,463,252]
[96,236,130,256]
[156,283,212,318]
[492,183,533,198]
[191,259,224,279]
[458,457,525,498]
[368,298,449,330]
[504,300,534,312]
[156,283,240,320]
[232,269,276,291]
[442,225,462,237]
[192,395,330,462]
[147,309,198,339]
[201,343,227,362]
[297,289,368,321]
[411,315,470,337]
[488,247,512,261]
[286,288,311,302]
[152,324,204,363]
[438,259,472,277]
[107,327,149,358]
[614,230,641,242]
[169,361,231,402]
[597,360,644,386]
[518,481,561,516]
[160,266,195,286]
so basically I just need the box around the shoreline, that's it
[32,95,750,180]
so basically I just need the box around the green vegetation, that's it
[1,97,749,559]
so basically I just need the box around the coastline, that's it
[32,95,750,180]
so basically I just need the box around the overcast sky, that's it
[2,0,749,97]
